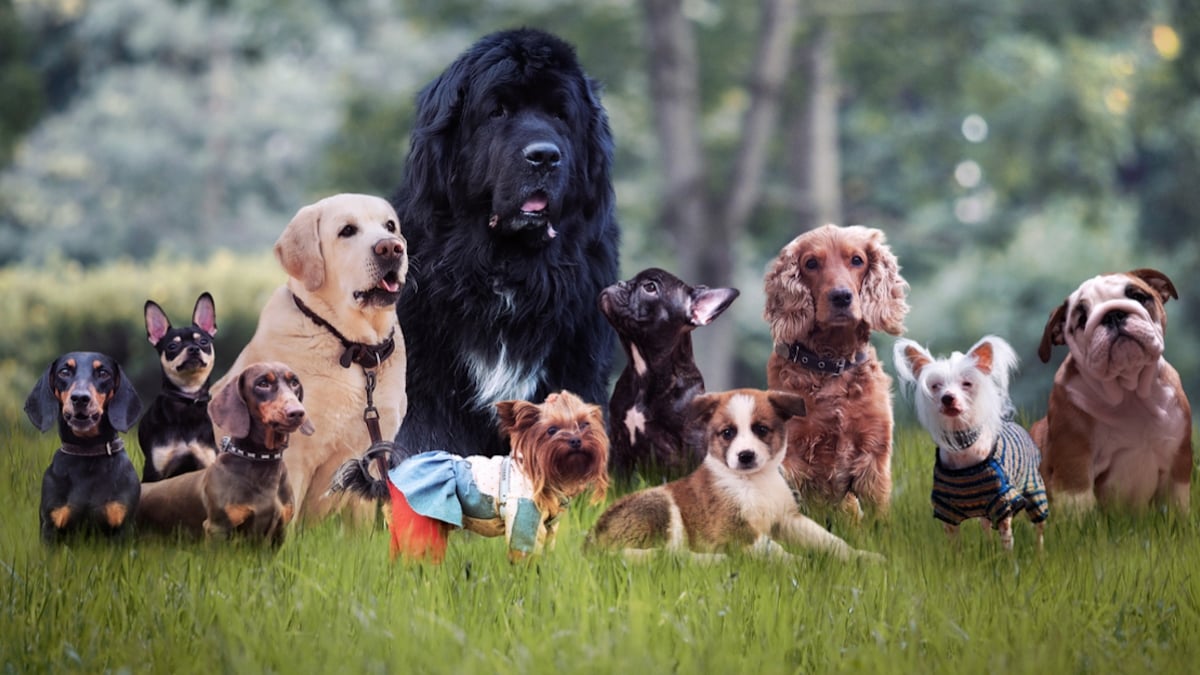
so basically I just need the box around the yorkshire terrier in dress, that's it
[329,390,609,563]
[893,335,1048,550]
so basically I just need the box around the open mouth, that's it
[354,269,404,304]
[490,190,559,241]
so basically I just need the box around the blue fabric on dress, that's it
[387,450,498,526]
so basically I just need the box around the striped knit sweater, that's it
[931,420,1049,527]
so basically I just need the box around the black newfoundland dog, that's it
[392,28,620,458]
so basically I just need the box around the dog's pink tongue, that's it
[521,194,548,213]
[379,278,400,293]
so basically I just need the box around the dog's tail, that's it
[325,443,399,502]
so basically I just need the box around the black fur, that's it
[392,28,620,458]
[326,445,399,502]
[25,352,143,543]
[599,269,739,480]
[138,292,218,482]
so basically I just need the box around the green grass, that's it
[2,411,1198,674]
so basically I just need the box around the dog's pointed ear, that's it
[1038,300,1068,363]
[107,364,143,432]
[970,335,1019,391]
[892,338,931,384]
[24,361,60,432]
[275,202,325,292]
[144,301,171,346]
[767,391,807,421]
[1129,268,1178,304]
[192,292,218,336]
[969,340,995,376]
[495,399,541,438]
[209,374,251,439]
[858,226,910,336]
[691,287,739,327]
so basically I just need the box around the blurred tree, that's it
[0,0,44,166]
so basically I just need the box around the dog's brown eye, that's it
[962,381,973,390]
[339,224,358,238]
[490,105,506,119]
[850,255,865,266]
[579,421,590,431]
[720,427,736,441]
[804,258,819,271]
[641,281,658,294]
[1126,288,1151,304]
[385,220,397,233]
[56,367,73,379]
[547,426,560,437]
[752,424,770,438]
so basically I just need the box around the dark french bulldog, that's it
[599,268,739,480]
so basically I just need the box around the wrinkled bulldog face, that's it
[1062,274,1167,382]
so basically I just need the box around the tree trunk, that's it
[788,16,843,229]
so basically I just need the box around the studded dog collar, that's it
[220,436,284,462]
[775,342,868,376]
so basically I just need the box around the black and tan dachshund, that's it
[137,362,314,545]
[24,352,143,543]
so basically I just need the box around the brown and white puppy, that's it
[763,224,909,520]
[211,194,407,525]
[1032,268,1192,513]
[137,362,315,544]
[587,388,883,562]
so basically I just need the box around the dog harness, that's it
[387,451,545,556]
[931,421,1049,527]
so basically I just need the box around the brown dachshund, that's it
[136,362,314,545]
[763,224,909,520]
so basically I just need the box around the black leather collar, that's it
[60,437,125,457]
[162,387,211,406]
[220,436,284,462]
[774,342,867,376]
[292,293,396,369]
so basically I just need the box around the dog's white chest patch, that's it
[466,343,543,411]
[630,345,648,376]
[624,406,647,440]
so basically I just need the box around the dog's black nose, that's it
[69,391,91,408]
[374,238,405,260]
[1102,310,1128,329]
[737,450,756,466]
[568,437,582,450]
[941,394,956,407]
[829,288,853,309]
[523,141,561,168]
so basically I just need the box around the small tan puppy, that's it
[137,362,314,544]
[1032,268,1192,513]
[212,194,408,524]
[587,388,882,562]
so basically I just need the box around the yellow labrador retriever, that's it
[212,194,408,524]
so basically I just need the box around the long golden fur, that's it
[763,224,909,519]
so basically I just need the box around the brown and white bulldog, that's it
[1031,268,1192,513]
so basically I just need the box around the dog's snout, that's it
[941,393,956,408]
[736,450,756,466]
[523,141,561,168]
[829,288,853,309]
[568,437,582,450]
[1102,310,1128,329]
[285,405,306,424]
[69,391,92,408]
[374,238,405,260]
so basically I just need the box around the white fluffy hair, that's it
[892,335,1020,451]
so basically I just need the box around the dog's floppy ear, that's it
[275,202,325,292]
[192,292,218,336]
[209,373,252,439]
[691,287,739,327]
[1129,268,1178,305]
[767,391,807,421]
[857,226,910,336]
[144,300,171,346]
[106,363,143,432]
[24,361,61,432]
[1037,300,1068,363]
[400,57,469,217]
[685,392,724,427]
[763,239,815,344]
[580,75,616,219]
[892,338,932,385]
